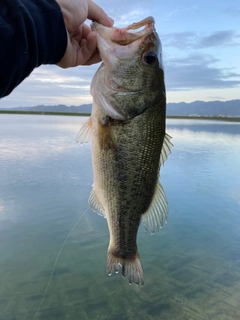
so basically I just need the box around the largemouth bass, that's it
[77,17,172,285]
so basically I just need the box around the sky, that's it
[1,0,240,108]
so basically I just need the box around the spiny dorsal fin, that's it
[88,189,106,218]
[160,133,173,166]
[76,117,92,144]
[141,180,168,234]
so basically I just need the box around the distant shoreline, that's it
[0,110,240,122]
[0,110,91,117]
[166,115,240,122]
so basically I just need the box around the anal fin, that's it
[141,181,168,234]
[89,189,106,218]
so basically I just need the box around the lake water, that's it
[0,114,240,320]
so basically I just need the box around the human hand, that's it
[56,0,114,68]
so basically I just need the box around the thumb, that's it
[56,0,88,31]
[87,0,114,27]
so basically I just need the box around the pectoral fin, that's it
[76,117,92,144]
[141,180,168,234]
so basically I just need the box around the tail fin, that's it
[107,251,144,286]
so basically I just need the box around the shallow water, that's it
[0,114,240,320]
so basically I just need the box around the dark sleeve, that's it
[0,0,67,98]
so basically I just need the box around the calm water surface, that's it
[0,114,240,320]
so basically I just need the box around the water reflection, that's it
[167,118,240,135]
[0,114,89,163]
[0,115,240,320]
[166,121,240,204]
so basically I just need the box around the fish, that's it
[76,16,172,285]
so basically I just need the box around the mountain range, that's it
[166,100,240,117]
[1,100,240,117]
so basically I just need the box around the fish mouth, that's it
[91,16,155,46]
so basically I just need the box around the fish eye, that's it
[143,51,157,65]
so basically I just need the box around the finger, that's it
[80,38,87,47]
[88,0,114,27]
[57,0,89,31]
[83,50,101,65]
[75,31,98,65]
[70,24,90,43]
[81,23,93,39]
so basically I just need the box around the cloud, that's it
[1,0,240,108]
[198,30,239,48]
[161,28,240,92]
[111,10,147,26]
[2,51,240,108]
[207,95,225,100]
[162,6,197,22]
[98,0,154,9]
[96,0,154,26]
[162,32,195,49]
[165,53,240,91]
[167,54,219,65]
[162,30,240,49]
[224,6,240,17]
[0,64,100,108]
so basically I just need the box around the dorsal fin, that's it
[160,133,173,166]
[141,180,168,234]
[89,189,106,218]
[76,117,92,144]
